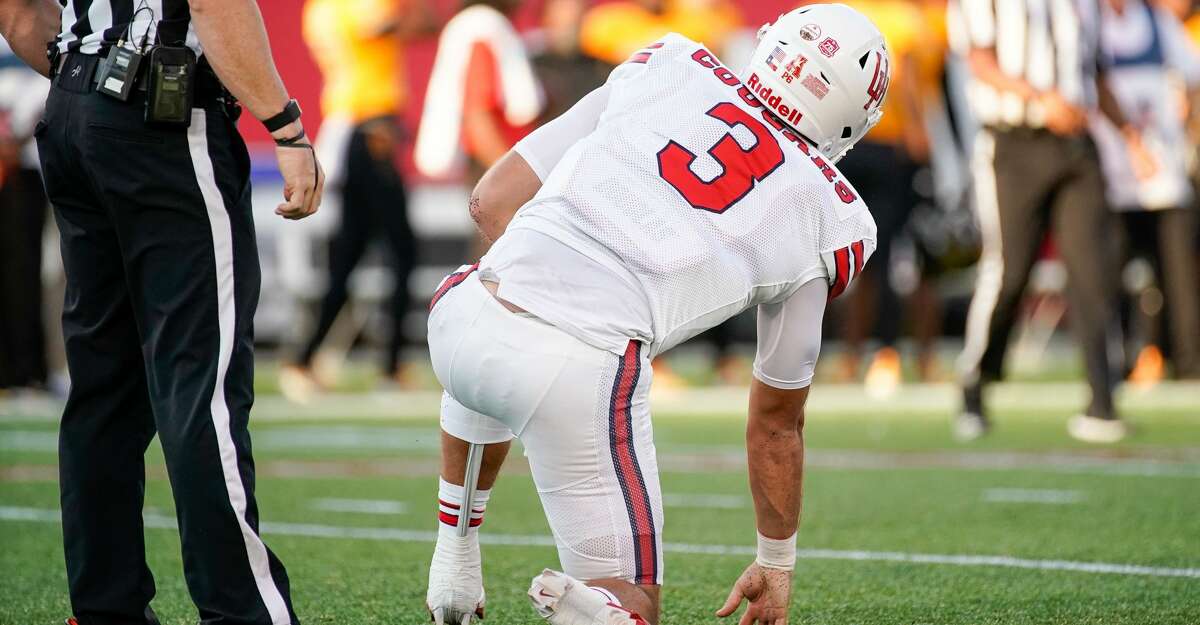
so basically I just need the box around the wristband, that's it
[274,128,307,146]
[756,532,797,571]
[262,98,301,133]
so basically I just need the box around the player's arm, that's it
[0,0,61,77]
[470,83,612,242]
[717,278,827,625]
[1094,71,1158,180]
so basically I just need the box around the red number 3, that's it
[657,102,785,214]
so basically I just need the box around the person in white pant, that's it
[424,5,888,625]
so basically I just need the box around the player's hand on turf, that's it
[716,562,794,625]
[273,124,325,220]
[1038,91,1087,136]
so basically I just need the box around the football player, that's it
[425,4,887,624]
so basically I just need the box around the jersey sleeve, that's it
[753,278,828,390]
[816,175,877,301]
[512,83,613,182]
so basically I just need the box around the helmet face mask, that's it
[743,3,890,163]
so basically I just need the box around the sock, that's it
[437,477,490,541]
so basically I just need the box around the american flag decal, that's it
[766,46,787,71]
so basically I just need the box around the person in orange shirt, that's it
[283,0,433,397]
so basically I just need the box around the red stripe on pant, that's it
[429,263,479,311]
[608,341,658,585]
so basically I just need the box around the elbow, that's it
[469,174,509,241]
[469,176,499,228]
[754,397,807,436]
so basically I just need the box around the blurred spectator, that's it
[281,0,431,398]
[531,0,613,120]
[580,0,743,64]
[415,0,544,260]
[1092,0,1200,381]
[835,0,945,395]
[0,43,49,392]
[416,0,544,181]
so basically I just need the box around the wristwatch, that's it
[262,99,301,133]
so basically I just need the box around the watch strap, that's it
[262,99,301,133]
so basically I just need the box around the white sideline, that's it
[2,506,1196,580]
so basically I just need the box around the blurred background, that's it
[2,0,1198,404]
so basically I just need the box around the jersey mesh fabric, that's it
[506,34,876,357]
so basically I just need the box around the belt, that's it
[52,51,231,105]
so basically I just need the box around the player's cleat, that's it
[1127,345,1164,388]
[1067,415,1128,443]
[426,534,486,625]
[864,347,902,398]
[278,364,323,404]
[954,412,990,442]
[66,619,78,625]
[528,570,649,625]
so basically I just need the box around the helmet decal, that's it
[863,50,889,111]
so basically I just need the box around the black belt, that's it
[52,51,231,106]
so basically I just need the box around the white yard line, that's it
[5,382,1200,422]
[1,506,1196,580]
[309,498,409,515]
[981,488,1085,505]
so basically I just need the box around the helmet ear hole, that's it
[841,126,853,139]
[858,52,870,69]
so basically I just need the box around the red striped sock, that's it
[437,477,489,533]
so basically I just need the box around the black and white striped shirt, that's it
[956,0,1103,128]
[56,0,200,56]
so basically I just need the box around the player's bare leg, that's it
[440,431,510,488]
[427,432,511,624]
[529,570,659,625]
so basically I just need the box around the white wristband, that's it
[755,532,797,571]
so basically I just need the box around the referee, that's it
[953,0,1155,443]
[0,1,322,624]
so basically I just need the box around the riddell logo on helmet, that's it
[747,73,803,126]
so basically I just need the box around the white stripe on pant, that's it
[187,109,292,625]
[958,130,1003,385]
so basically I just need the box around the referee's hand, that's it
[273,128,325,220]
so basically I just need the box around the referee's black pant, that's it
[37,55,297,625]
[960,128,1117,418]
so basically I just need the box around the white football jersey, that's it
[492,34,877,357]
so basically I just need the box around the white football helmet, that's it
[744,3,889,162]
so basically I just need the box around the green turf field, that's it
[2,383,1198,625]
